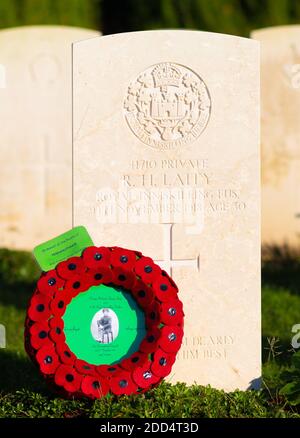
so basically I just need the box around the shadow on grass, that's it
[0,248,40,309]
[0,282,36,310]
[262,244,300,295]
[0,350,47,393]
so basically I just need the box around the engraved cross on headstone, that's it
[155,223,200,276]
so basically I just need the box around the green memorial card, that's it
[63,284,146,365]
[33,226,93,271]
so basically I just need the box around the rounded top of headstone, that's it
[251,24,300,40]
[73,29,258,49]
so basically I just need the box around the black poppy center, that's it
[64,351,71,358]
[48,277,56,286]
[160,284,168,291]
[94,273,102,280]
[38,330,47,339]
[120,255,128,263]
[147,335,155,343]
[44,355,52,364]
[55,327,61,335]
[159,357,167,366]
[131,356,139,363]
[36,304,45,312]
[73,281,81,289]
[168,307,176,316]
[68,263,77,271]
[138,290,146,298]
[143,371,152,379]
[118,274,126,281]
[58,300,64,309]
[108,367,116,372]
[66,373,74,382]
[168,333,177,342]
[144,265,153,273]
[119,379,128,388]
[94,253,102,261]
[92,381,100,389]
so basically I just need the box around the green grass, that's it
[1,248,300,418]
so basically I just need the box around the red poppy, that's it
[56,342,76,365]
[49,316,64,331]
[28,294,51,322]
[82,246,111,269]
[132,360,161,388]
[120,352,148,371]
[132,280,154,308]
[64,274,92,296]
[36,344,59,374]
[151,349,176,378]
[81,375,110,399]
[37,270,65,297]
[56,257,86,280]
[139,327,161,353]
[50,290,71,317]
[111,267,137,290]
[159,325,183,353]
[110,370,138,395]
[160,299,184,326]
[152,275,178,302]
[145,301,162,328]
[96,364,121,378]
[54,364,82,393]
[29,321,51,350]
[162,270,179,289]
[74,359,97,377]
[134,257,161,283]
[85,267,113,286]
[110,247,137,270]
[48,317,66,344]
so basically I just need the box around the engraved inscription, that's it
[124,62,211,150]
[177,335,235,360]
[92,157,248,225]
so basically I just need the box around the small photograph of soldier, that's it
[97,308,113,343]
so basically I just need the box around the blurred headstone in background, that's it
[0,26,100,249]
[252,26,300,247]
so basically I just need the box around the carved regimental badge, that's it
[124,62,211,150]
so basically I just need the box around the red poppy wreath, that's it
[24,246,184,398]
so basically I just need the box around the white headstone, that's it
[73,30,261,391]
[0,26,100,249]
[252,26,300,247]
